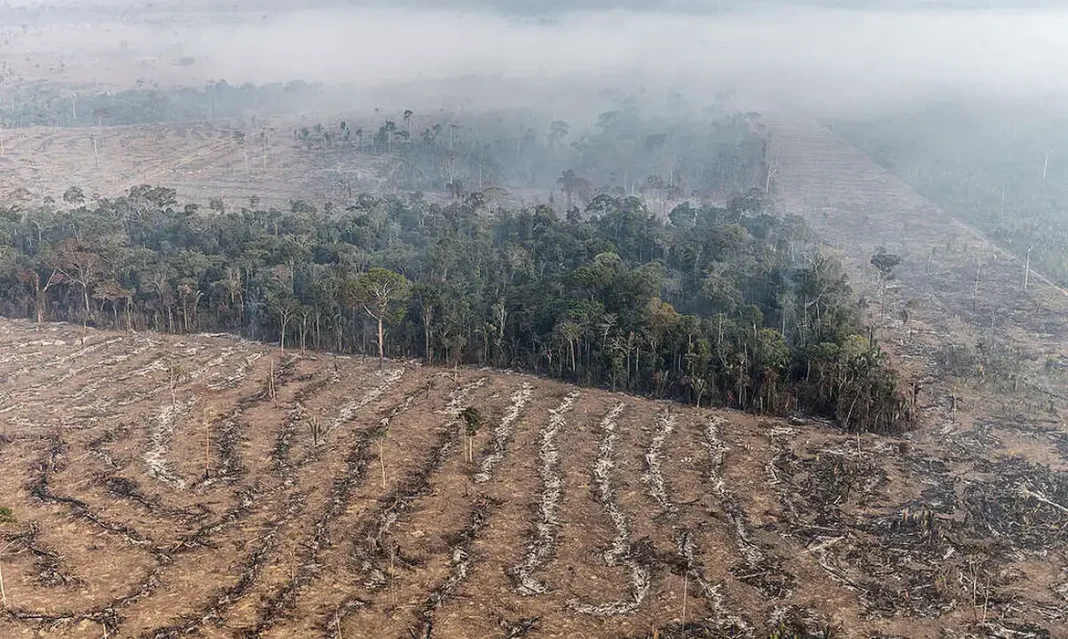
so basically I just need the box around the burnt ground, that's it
[759,113,1068,638]
[0,319,1064,638]
[0,122,388,209]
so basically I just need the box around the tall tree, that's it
[412,283,441,364]
[403,109,414,140]
[348,268,411,368]
[548,120,569,152]
[557,169,591,211]
[47,239,104,326]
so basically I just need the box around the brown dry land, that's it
[0,117,1066,638]
[0,310,1064,639]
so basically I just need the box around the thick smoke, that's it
[2,2,1066,115]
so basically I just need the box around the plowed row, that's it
[0,319,1064,638]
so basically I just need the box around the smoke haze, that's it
[3,2,1067,116]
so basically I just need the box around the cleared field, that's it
[0,122,384,209]
[763,112,1068,473]
[0,319,1064,638]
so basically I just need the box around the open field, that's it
[763,112,1068,464]
[0,122,386,209]
[0,319,1065,638]
[0,111,1065,638]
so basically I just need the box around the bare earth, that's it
[0,118,1066,638]
[0,122,385,209]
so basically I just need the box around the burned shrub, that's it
[767,606,839,639]
[961,458,1068,552]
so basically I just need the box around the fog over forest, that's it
[3,0,1068,116]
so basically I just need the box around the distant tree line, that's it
[0,80,322,127]
[293,103,767,202]
[0,184,910,433]
[0,82,768,203]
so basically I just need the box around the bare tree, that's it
[48,239,103,328]
[18,268,61,325]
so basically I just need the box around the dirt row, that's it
[0,320,1064,638]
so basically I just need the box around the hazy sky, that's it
[6,1,1068,11]
[4,1,1068,116]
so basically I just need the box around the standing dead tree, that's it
[47,239,104,334]
[17,268,61,325]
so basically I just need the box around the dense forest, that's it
[0,185,909,433]
[832,103,1068,286]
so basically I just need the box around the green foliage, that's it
[0,180,909,432]
[348,268,411,323]
[460,407,484,436]
[870,246,901,280]
[0,505,15,525]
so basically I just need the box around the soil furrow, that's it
[509,391,580,595]
[240,373,422,637]
[406,381,542,637]
[138,492,307,639]
[568,402,652,617]
[473,382,533,484]
[704,417,795,600]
